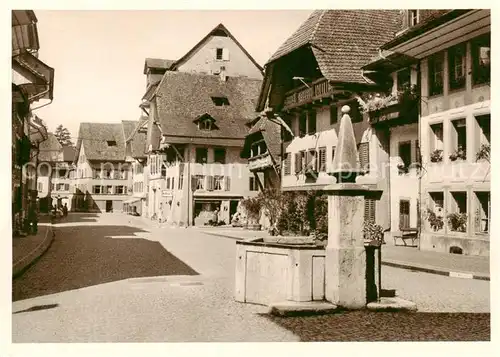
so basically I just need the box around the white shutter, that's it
[222,48,230,61]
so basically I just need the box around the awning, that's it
[12,51,54,102]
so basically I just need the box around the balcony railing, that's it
[248,153,273,172]
[283,78,333,110]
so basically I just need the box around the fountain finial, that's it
[331,104,362,183]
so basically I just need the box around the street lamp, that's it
[292,76,311,88]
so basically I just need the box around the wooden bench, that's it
[393,229,418,247]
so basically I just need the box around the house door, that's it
[106,200,113,212]
[399,200,410,229]
[230,200,238,221]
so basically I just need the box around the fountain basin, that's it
[235,238,326,306]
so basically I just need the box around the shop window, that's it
[471,34,490,85]
[195,148,208,164]
[214,147,226,164]
[116,186,124,194]
[428,52,444,96]
[474,191,490,233]
[93,185,102,194]
[448,43,466,90]
[450,119,467,161]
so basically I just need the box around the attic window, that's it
[212,96,229,106]
[216,48,223,60]
[107,140,117,146]
[409,10,419,27]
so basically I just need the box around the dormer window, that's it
[107,140,117,146]
[211,96,229,106]
[194,113,218,131]
[409,10,419,27]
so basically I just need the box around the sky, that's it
[33,10,312,141]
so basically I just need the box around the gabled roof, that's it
[154,71,262,140]
[241,116,281,163]
[125,117,148,159]
[38,132,62,162]
[62,145,76,162]
[266,10,402,83]
[171,23,263,73]
[143,58,176,74]
[75,122,128,162]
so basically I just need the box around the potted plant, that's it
[304,164,318,179]
[449,147,466,161]
[426,208,444,231]
[430,149,443,163]
[240,197,261,230]
[476,143,490,162]
[447,212,467,232]
[397,163,408,175]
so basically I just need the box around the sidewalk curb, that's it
[382,260,489,281]
[13,225,55,279]
[203,231,490,281]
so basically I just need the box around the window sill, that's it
[472,81,490,89]
[448,86,466,94]
[428,92,444,100]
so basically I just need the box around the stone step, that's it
[268,301,339,317]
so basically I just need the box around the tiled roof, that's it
[76,122,128,162]
[154,71,262,140]
[38,132,62,162]
[125,117,148,159]
[242,116,281,163]
[267,10,402,84]
[62,145,76,162]
[143,58,176,74]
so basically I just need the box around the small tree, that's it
[54,124,74,147]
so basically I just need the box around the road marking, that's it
[449,271,473,279]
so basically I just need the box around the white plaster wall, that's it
[176,35,263,79]
[389,124,419,231]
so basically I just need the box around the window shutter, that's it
[295,153,301,174]
[191,176,197,191]
[358,142,369,172]
[172,178,175,189]
[330,105,337,125]
[415,140,421,164]
[222,48,230,61]
[65,183,69,191]
[283,153,291,176]
[364,199,376,223]
[225,176,231,191]
[319,147,326,172]
[206,175,214,191]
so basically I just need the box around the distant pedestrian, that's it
[62,203,68,217]
[158,203,164,223]
[212,209,219,226]
[28,204,38,234]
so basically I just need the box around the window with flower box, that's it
[474,191,490,234]
[450,119,467,161]
[283,153,291,175]
[449,191,467,232]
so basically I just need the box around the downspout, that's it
[417,62,422,250]
[187,142,191,227]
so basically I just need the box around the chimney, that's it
[219,66,226,82]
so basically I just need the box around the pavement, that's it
[11,213,490,342]
[12,223,54,278]
[198,227,490,280]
